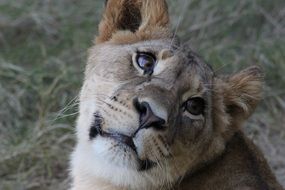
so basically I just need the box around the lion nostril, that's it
[139,104,147,115]
[133,98,146,114]
[133,99,166,131]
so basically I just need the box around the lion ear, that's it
[216,66,264,125]
[96,0,169,43]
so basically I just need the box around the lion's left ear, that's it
[215,66,264,125]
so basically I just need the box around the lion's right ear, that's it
[96,0,169,44]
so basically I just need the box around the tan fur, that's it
[178,132,283,190]
[96,0,170,44]
[70,1,283,190]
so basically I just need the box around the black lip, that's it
[139,159,156,171]
[99,127,156,171]
[90,112,136,151]
[90,112,156,171]
[89,113,103,139]
[101,131,137,153]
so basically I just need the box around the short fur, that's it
[70,0,283,189]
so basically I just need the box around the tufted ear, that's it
[215,66,264,127]
[96,0,170,44]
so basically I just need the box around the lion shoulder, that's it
[179,132,283,190]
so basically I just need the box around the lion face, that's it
[81,39,214,170]
[71,0,263,189]
[76,40,218,188]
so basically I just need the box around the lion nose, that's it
[134,100,166,131]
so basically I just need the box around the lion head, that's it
[70,0,263,189]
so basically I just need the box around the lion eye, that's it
[136,53,156,75]
[184,97,205,116]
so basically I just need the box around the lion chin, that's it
[69,0,283,190]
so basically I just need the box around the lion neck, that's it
[176,131,282,190]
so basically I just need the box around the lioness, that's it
[70,0,283,189]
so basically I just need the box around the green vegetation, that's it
[0,0,284,189]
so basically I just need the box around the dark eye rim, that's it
[135,52,157,75]
[182,97,206,116]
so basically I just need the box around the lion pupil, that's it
[186,98,205,115]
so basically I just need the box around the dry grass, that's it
[0,0,284,189]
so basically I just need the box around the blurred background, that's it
[0,0,284,189]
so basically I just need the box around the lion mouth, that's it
[89,112,156,171]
